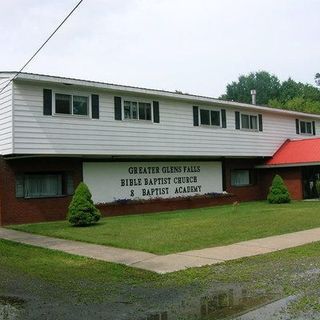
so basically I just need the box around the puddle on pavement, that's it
[137,284,293,320]
[0,296,25,320]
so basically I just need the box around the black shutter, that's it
[295,119,300,134]
[221,109,227,128]
[153,101,160,123]
[91,94,99,119]
[258,114,263,131]
[193,106,199,126]
[312,121,316,135]
[235,111,240,129]
[114,96,122,120]
[43,89,52,115]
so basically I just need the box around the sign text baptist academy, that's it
[120,165,202,198]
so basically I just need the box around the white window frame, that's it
[240,113,259,131]
[121,97,154,122]
[53,90,91,118]
[199,107,222,128]
[299,120,313,135]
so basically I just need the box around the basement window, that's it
[15,173,74,199]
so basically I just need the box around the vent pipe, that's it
[250,89,256,105]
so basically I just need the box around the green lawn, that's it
[8,201,320,254]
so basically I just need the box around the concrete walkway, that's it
[1,227,320,274]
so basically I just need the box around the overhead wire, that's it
[0,0,84,94]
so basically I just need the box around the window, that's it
[123,100,152,121]
[55,93,89,116]
[200,109,220,126]
[241,114,258,130]
[56,94,71,114]
[16,173,74,199]
[231,169,254,186]
[300,120,312,134]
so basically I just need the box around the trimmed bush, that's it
[68,182,101,226]
[267,174,291,204]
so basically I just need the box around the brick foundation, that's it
[97,193,237,217]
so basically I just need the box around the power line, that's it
[0,0,84,94]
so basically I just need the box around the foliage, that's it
[68,182,101,226]
[221,71,320,114]
[269,97,320,114]
[222,71,281,105]
[267,175,291,204]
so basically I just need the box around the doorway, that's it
[302,166,320,199]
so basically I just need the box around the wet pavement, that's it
[0,280,310,320]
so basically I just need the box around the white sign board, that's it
[83,161,222,203]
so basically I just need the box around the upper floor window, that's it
[300,120,312,135]
[296,119,315,135]
[55,93,89,116]
[235,111,262,132]
[193,106,226,128]
[123,100,152,121]
[200,109,220,126]
[241,114,258,130]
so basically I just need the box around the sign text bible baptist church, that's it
[1,72,320,225]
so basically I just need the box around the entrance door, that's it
[302,166,320,199]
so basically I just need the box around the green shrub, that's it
[267,174,291,204]
[68,182,101,226]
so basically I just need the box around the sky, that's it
[0,0,319,97]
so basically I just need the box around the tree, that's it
[222,71,281,105]
[222,71,320,114]
[267,175,291,204]
[68,182,101,226]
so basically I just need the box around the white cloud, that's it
[0,0,319,96]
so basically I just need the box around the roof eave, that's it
[3,71,320,119]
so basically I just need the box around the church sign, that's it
[83,161,222,203]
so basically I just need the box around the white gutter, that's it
[256,162,320,169]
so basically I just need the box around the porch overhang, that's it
[256,138,320,169]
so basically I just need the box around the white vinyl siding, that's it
[0,78,13,155]
[10,81,320,157]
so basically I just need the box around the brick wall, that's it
[260,167,303,200]
[224,158,265,201]
[0,157,82,225]
[0,156,304,225]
